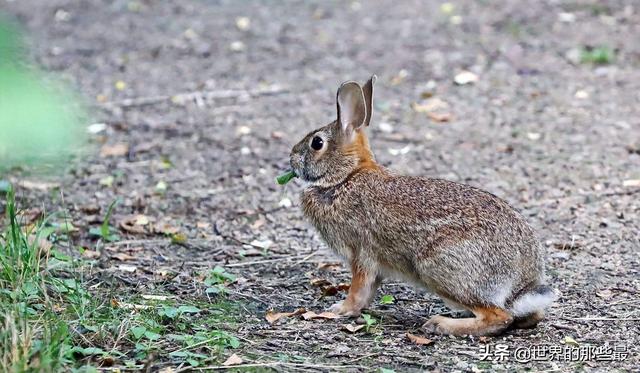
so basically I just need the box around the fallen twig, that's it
[524,188,640,208]
[100,85,288,109]
[550,323,580,333]
[224,254,311,268]
[565,317,640,321]
[182,362,369,372]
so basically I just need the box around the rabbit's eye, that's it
[311,136,324,150]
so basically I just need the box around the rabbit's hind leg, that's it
[422,306,513,336]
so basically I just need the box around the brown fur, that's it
[289,76,555,336]
[424,307,513,336]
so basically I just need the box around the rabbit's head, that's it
[290,76,377,187]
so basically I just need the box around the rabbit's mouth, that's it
[301,169,326,183]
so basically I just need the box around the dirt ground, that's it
[3,0,640,371]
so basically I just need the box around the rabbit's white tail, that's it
[510,285,556,317]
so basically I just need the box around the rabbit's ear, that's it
[362,75,376,127]
[337,81,367,135]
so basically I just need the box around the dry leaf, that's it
[17,208,43,225]
[310,278,332,287]
[622,179,640,187]
[120,214,152,234]
[265,308,306,324]
[596,289,613,298]
[553,241,581,251]
[154,222,180,235]
[318,262,342,271]
[118,303,152,310]
[112,253,136,261]
[118,264,137,273]
[427,111,453,123]
[19,180,60,191]
[100,143,129,157]
[80,204,101,214]
[411,98,449,113]
[82,249,101,259]
[196,221,211,229]
[141,295,169,301]
[26,232,51,251]
[406,333,434,345]
[301,311,340,320]
[222,353,243,366]
[322,283,350,297]
[120,221,145,234]
[342,324,365,333]
[563,336,579,346]
[239,248,262,257]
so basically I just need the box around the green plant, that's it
[580,46,614,65]
[380,295,395,305]
[0,188,73,371]
[0,190,245,370]
[88,199,120,242]
[362,313,377,333]
[204,266,236,295]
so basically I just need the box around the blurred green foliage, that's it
[0,17,87,173]
[580,46,615,65]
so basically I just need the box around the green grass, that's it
[580,46,615,65]
[0,187,71,372]
[0,187,243,371]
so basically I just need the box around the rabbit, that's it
[288,75,556,336]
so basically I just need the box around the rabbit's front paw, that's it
[328,301,361,317]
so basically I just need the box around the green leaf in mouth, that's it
[276,170,297,185]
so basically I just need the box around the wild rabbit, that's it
[289,76,555,336]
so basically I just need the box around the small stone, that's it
[378,122,394,133]
[622,179,640,187]
[235,17,251,31]
[87,123,107,134]
[236,126,251,136]
[183,28,198,40]
[55,9,70,22]
[440,3,455,14]
[279,197,292,208]
[558,12,576,23]
[250,239,273,249]
[229,41,246,52]
[574,90,589,99]
[454,71,478,85]
[388,145,411,156]
[527,132,541,141]
[450,15,462,25]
